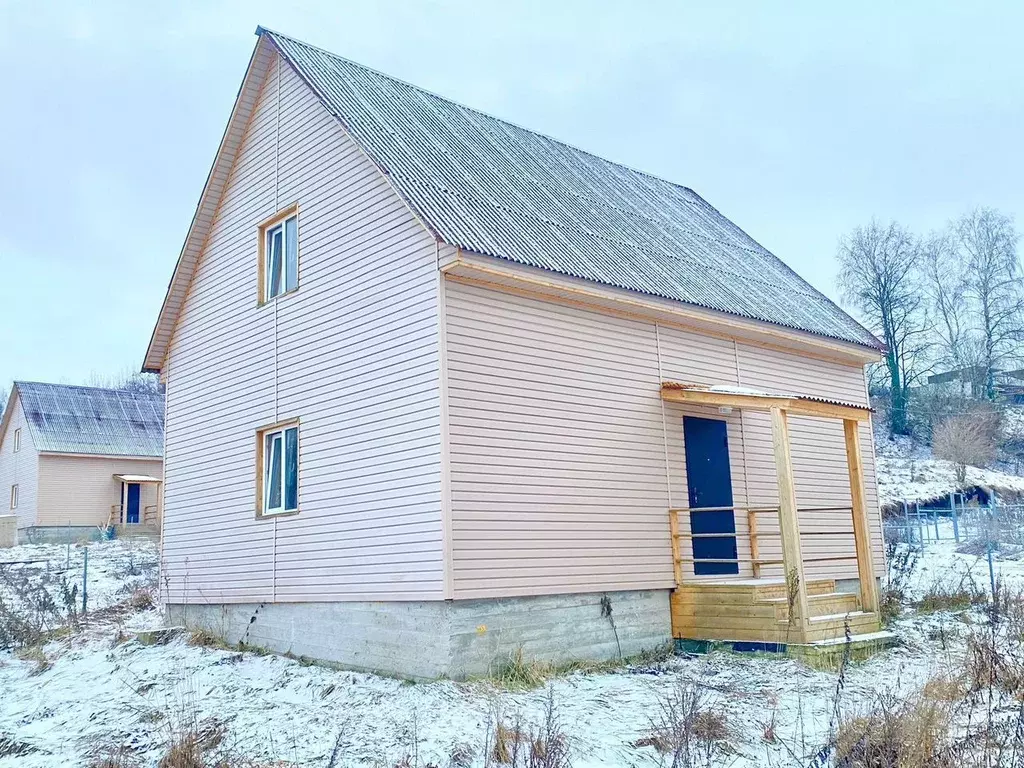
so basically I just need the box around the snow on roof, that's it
[14,382,164,458]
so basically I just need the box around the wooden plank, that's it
[770,407,810,642]
[844,418,879,612]
[661,387,871,422]
[747,508,760,578]
[668,509,683,586]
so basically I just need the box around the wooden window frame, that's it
[12,428,20,453]
[255,418,300,519]
[257,203,300,305]
[10,484,17,510]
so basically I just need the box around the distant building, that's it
[925,365,1024,402]
[0,382,164,542]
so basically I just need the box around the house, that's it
[0,383,164,543]
[143,28,887,679]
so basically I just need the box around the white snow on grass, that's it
[0,527,1007,768]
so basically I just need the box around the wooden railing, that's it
[108,504,161,527]
[668,506,861,580]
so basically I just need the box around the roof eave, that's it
[142,35,274,374]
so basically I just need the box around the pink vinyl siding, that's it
[36,456,162,528]
[444,279,884,599]
[0,397,38,529]
[161,50,444,604]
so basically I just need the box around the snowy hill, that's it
[875,433,1024,509]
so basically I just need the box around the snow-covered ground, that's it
[875,434,1024,508]
[0,527,1018,768]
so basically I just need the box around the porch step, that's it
[114,523,160,541]
[751,579,836,601]
[763,591,861,620]
[671,579,880,645]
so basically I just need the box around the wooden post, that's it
[747,508,760,579]
[770,407,810,641]
[668,509,683,586]
[844,419,879,614]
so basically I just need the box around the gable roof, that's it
[144,29,880,371]
[5,382,164,458]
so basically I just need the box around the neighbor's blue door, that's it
[125,483,141,524]
[682,416,739,575]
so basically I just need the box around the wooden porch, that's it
[662,383,881,646]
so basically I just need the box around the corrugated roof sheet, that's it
[261,28,881,350]
[16,382,164,458]
[661,381,873,412]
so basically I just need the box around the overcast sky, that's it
[1,1,1021,387]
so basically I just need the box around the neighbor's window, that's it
[259,206,299,302]
[258,422,298,516]
[9,484,17,510]
[12,428,20,453]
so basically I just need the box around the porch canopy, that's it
[661,382,876,642]
[113,474,162,484]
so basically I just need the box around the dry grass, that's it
[484,688,571,768]
[186,629,232,651]
[87,746,143,768]
[880,542,919,625]
[15,645,52,675]
[493,644,674,691]
[834,687,957,768]
[632,679,729,767]
[915,575,987,614]
[129,587,155,611]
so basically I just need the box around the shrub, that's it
[915,574,987,614]
[932,411,999,484]
[484,689,571,768]
[833,687,956,768]
[632,679,729,767]
[0,565,79,649]
[880,542,918,625]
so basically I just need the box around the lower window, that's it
[258,422,298,516]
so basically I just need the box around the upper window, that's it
[12,428,20,453]
[10,484,17,510]
[258,422,299,516]
[259,206,299,303]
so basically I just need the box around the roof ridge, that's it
[257,27,701,198]
[15,381,163,398]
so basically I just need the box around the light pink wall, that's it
[36,456,162,527]
[161,50,444,604]
[0,396,38,529]
[444,279,884,598]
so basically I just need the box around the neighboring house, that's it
[144,28,887,679]
[0,383,164,542]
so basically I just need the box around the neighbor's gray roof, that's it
[15,382,164,458]
[261,29,881,350]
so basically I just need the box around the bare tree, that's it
[921,231,982,385]
[953,208,1023,400]
[838,221,929,436]
[932,410,999,484]
[86,368,163,395]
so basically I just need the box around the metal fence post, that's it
[949,492,960,542]
[82,548,88,614]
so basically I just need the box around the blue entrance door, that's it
[125,483,141,524]
[682,416,739,576]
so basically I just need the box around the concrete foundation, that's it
[168,588,672,680]
[0,516,17,548]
